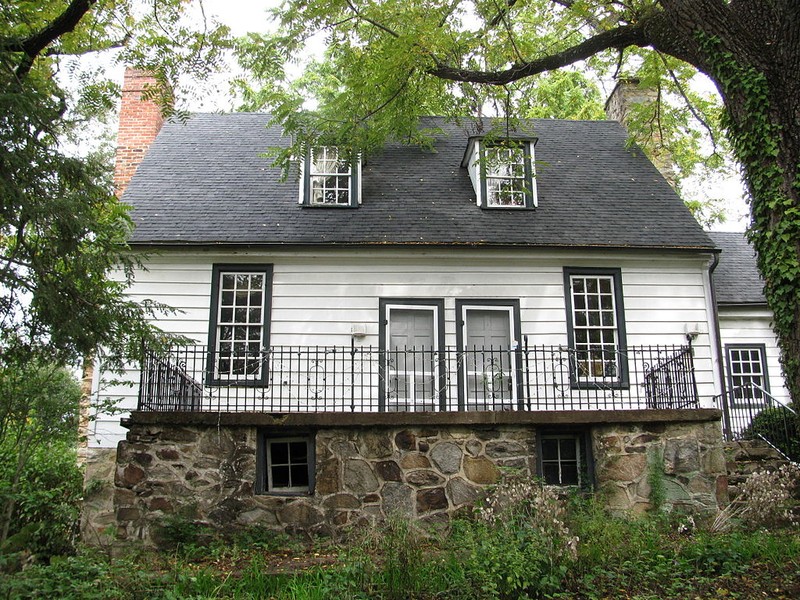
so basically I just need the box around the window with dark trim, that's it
[257,432,315,495]
[206,265,272,385]
[563,268,628,387]
[480,141,536,209]
[726,344,770,408]
[302,146,359,207]
[538,431,592,487]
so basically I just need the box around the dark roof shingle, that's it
[708,231,766,305]
[124,114,714,250]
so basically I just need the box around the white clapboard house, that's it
[81,71,788,539]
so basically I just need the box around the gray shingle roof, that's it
[708,231,766,305]
[124,114,714,250]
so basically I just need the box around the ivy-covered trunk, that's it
[725,82,800,405]
[655,0,800,403]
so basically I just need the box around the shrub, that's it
[0,438,83,559]
[712,463,800,532]
[450,474,578,599]
[741,402,800,460]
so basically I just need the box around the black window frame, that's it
[302,146,359,208]
[537,429,594,488]
[256,431,316,496]
[206,264,273,386]
[563,267,629,389]
[378,298,447,411]
[455,299,524,410]
[725,343,771,409]
[479,140,536,210]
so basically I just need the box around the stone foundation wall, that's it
[594,421,727,515]
[81,447,119,547]
[106,415,727,545]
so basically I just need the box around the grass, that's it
[2,495,799,599]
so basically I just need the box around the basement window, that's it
[538,431,592,487]
[257,433,315,495]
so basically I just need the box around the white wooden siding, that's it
[89,247,719,448]
[718,306,789,406]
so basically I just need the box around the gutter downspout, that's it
[707,251,731,439]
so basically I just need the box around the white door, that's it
[462,307,517,407]
[386,306,438,410]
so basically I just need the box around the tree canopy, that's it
[238,0,800,402]
[0,0,230,367]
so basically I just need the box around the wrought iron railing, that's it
[138,341,699,413]
[719,383,799,461]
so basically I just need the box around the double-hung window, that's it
[302,146,360,207]
[207,265,272,385]
[726,344,770,407]
[484,144,530,207]
[564,268,628,386]
[463,137,537,209]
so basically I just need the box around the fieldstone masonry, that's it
[104,413,727,544]
[593,421,727,515]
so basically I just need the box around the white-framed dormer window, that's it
[462,137,537,209]
[485,144,529,207]
[300,146,360,207]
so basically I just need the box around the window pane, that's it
[290,465,309,487]
[560,438,577,460]
[270,442,289,465]
[543,463,560,485]
[271,465,290,488]
[541,438,558,460]
[560,463,580,485]
[289,441,308,463]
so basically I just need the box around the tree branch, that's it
[6,0,97,80]
[428,21,650,85]
[43,33,131,57]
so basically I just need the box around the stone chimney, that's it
[606,78,678,189]
[114,68,165,197]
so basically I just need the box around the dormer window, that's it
[485,145,528,207]
[463,137,537,209]
[301,146,360,207]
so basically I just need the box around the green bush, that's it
[742,402,800,460]
[0,438,83,558]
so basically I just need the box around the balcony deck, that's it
[138,342,700,414]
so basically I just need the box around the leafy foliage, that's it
[0,363,83,558]
[0,1,231,368]
[3,494,800,598]
[741,403,800,461]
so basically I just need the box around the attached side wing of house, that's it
[709,231,791,437]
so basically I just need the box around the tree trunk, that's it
[652,0,800,403]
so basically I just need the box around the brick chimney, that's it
[606,78,678,189]
[114,68,165,197]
